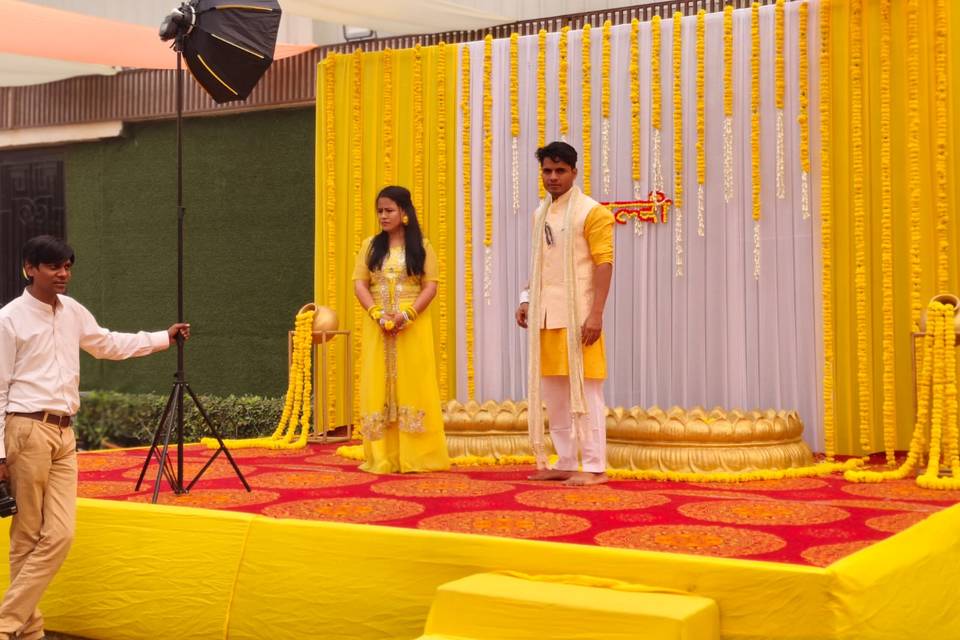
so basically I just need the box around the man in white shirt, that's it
[0,235,190,640]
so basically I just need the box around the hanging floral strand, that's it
[630,18,641,202]
[819,0,836,461]
[437,42,449,398]
[723,5,734,203]
[413,44,425,219]
[351,50,364,420]
[559,25,570,141]
[751,3,761,280]
[696,9,705,237]
[582,22,593,194]
[798,1,810,219]
[673,11,684,277]
[537,29,547,199]
[601,19,612,197]
[383,49,395,184]
[322,54,338,424]
[510,32,521,216]
[461,45,476,400]
[878,0,896,464]
[933,0,951,293]
[775,0,786,200]
[906,0,922,332]
[482,34,494,306]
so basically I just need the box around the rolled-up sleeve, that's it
[585,205,615,265]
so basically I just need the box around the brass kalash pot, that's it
[918,294,960,346]
[298,303,339,343]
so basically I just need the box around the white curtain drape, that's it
[454,3,825,448]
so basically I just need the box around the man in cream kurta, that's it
[516,142,614,486]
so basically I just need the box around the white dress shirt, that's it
[0,289,170,457]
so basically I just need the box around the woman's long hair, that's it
[366,185,427,275]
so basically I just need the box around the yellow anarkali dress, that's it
[353,237,450,473]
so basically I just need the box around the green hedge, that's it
[75,391,283,450]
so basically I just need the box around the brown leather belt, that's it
[9,412,73,428]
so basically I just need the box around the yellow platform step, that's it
[418,573,719,640]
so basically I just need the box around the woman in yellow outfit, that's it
[353,185,450,473]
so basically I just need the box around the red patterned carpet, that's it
[78,444,960,567]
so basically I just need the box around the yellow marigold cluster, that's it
[933,0,951,292]
[673,11,683,211]
[819,0,836,460]
[723,5,733,118]
[461,45,476,400]
[798,1,809,174]
[751,3,760,222]
[559,26,570,136]
[436,42,449,398]
[323,55,338,421]
[582,22,592,194]
[510,33,520,138]
[537,29,547,198]
[917,302,960,490]
[878,0,896,463]
[630,18,640,183]
[775,0,785,110]
[696,9,705,186]
[601,19,611,119]
[906,0,922,331]
[351,50,364,418]
[652,16,662,130]
[483,34,493,249]
[413,43,425,216]
[382,49,395,183]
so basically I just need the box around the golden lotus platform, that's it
[443,400,814,472]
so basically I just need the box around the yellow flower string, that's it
[751,3,760,279]
[723,5,734,203]
[798,1,810,219]
[879,0,895,464]
[537,29,547,199]
[510,33,521,216]
[461,45,475,400]
[696,9,705,237]
[482,34,493,306]
[322,54,337,423]
[383,49,395,184]
[673,11,684,277]
[559,25,570,140]
[205,309,315,450]
[651,15,664,205]
[601,19,612,196]
[933,0,951,293]
[820,0,836,461]
[918,303,960,490]
[775,0,786,200]
[850,0,873,457]
[437,42,449,399]
[413,43,425,219]
[582,22,592,195]
[906,0,922,332]
[630,18,641,197]
[351,50,363,420]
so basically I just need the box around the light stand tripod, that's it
[134,35,250,503]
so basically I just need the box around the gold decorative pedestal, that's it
[443,401,814,473]
[288,329,353,444]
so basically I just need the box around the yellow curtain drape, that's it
[315,46,460,428]
[828,0,960,455]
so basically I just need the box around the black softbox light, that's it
[162,0,282,103]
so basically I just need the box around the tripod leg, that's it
[135,384,178,491]
[152,384,185,503]
[184,384,251,492]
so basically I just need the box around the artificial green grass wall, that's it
[66,108,314,397]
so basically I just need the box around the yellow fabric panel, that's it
[540,330,606,378]
[829,504,960,639]
[423,573,719,640]
[316,46,459,419]
[828,0,960,454]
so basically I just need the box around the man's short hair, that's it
[22,235,75,268]
[535,141,578,168]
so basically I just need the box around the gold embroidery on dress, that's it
[359,405,427,440]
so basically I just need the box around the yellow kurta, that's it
[353,237,450,473]
[539,204,615,379]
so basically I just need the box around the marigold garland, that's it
[906,0,922,332]
[751,3,761,279]
[382,49,395,184]
[775,0,786,200]
[413,43,425,218]
[206,309,316,450]
[673,12,684,277]
[461,45,476,400]
[437,42,449,399]
[850,0,873,456]
[820,0,836,460]
[322,55,337,423]
[510,32,521,215]
[630,18,641,195]
[601,19,612,197]
[933,0,951,293]
[582,22,592,195]
[651,15,664,208]
[878,0,895,464]
[537,29,547,199]
[350,50,364,420]
[798,1,810,219]
[482,34,494,305]
[695,9,705,237]
[559,25,570,140]
[723,5,734,204]
[915,302,960,490]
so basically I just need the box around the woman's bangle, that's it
[368,305,384,321]
[401,305,418,322]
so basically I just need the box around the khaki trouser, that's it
[0,416,77,640]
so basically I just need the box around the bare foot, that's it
[563,472,609,486]
[527,469,575,481]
